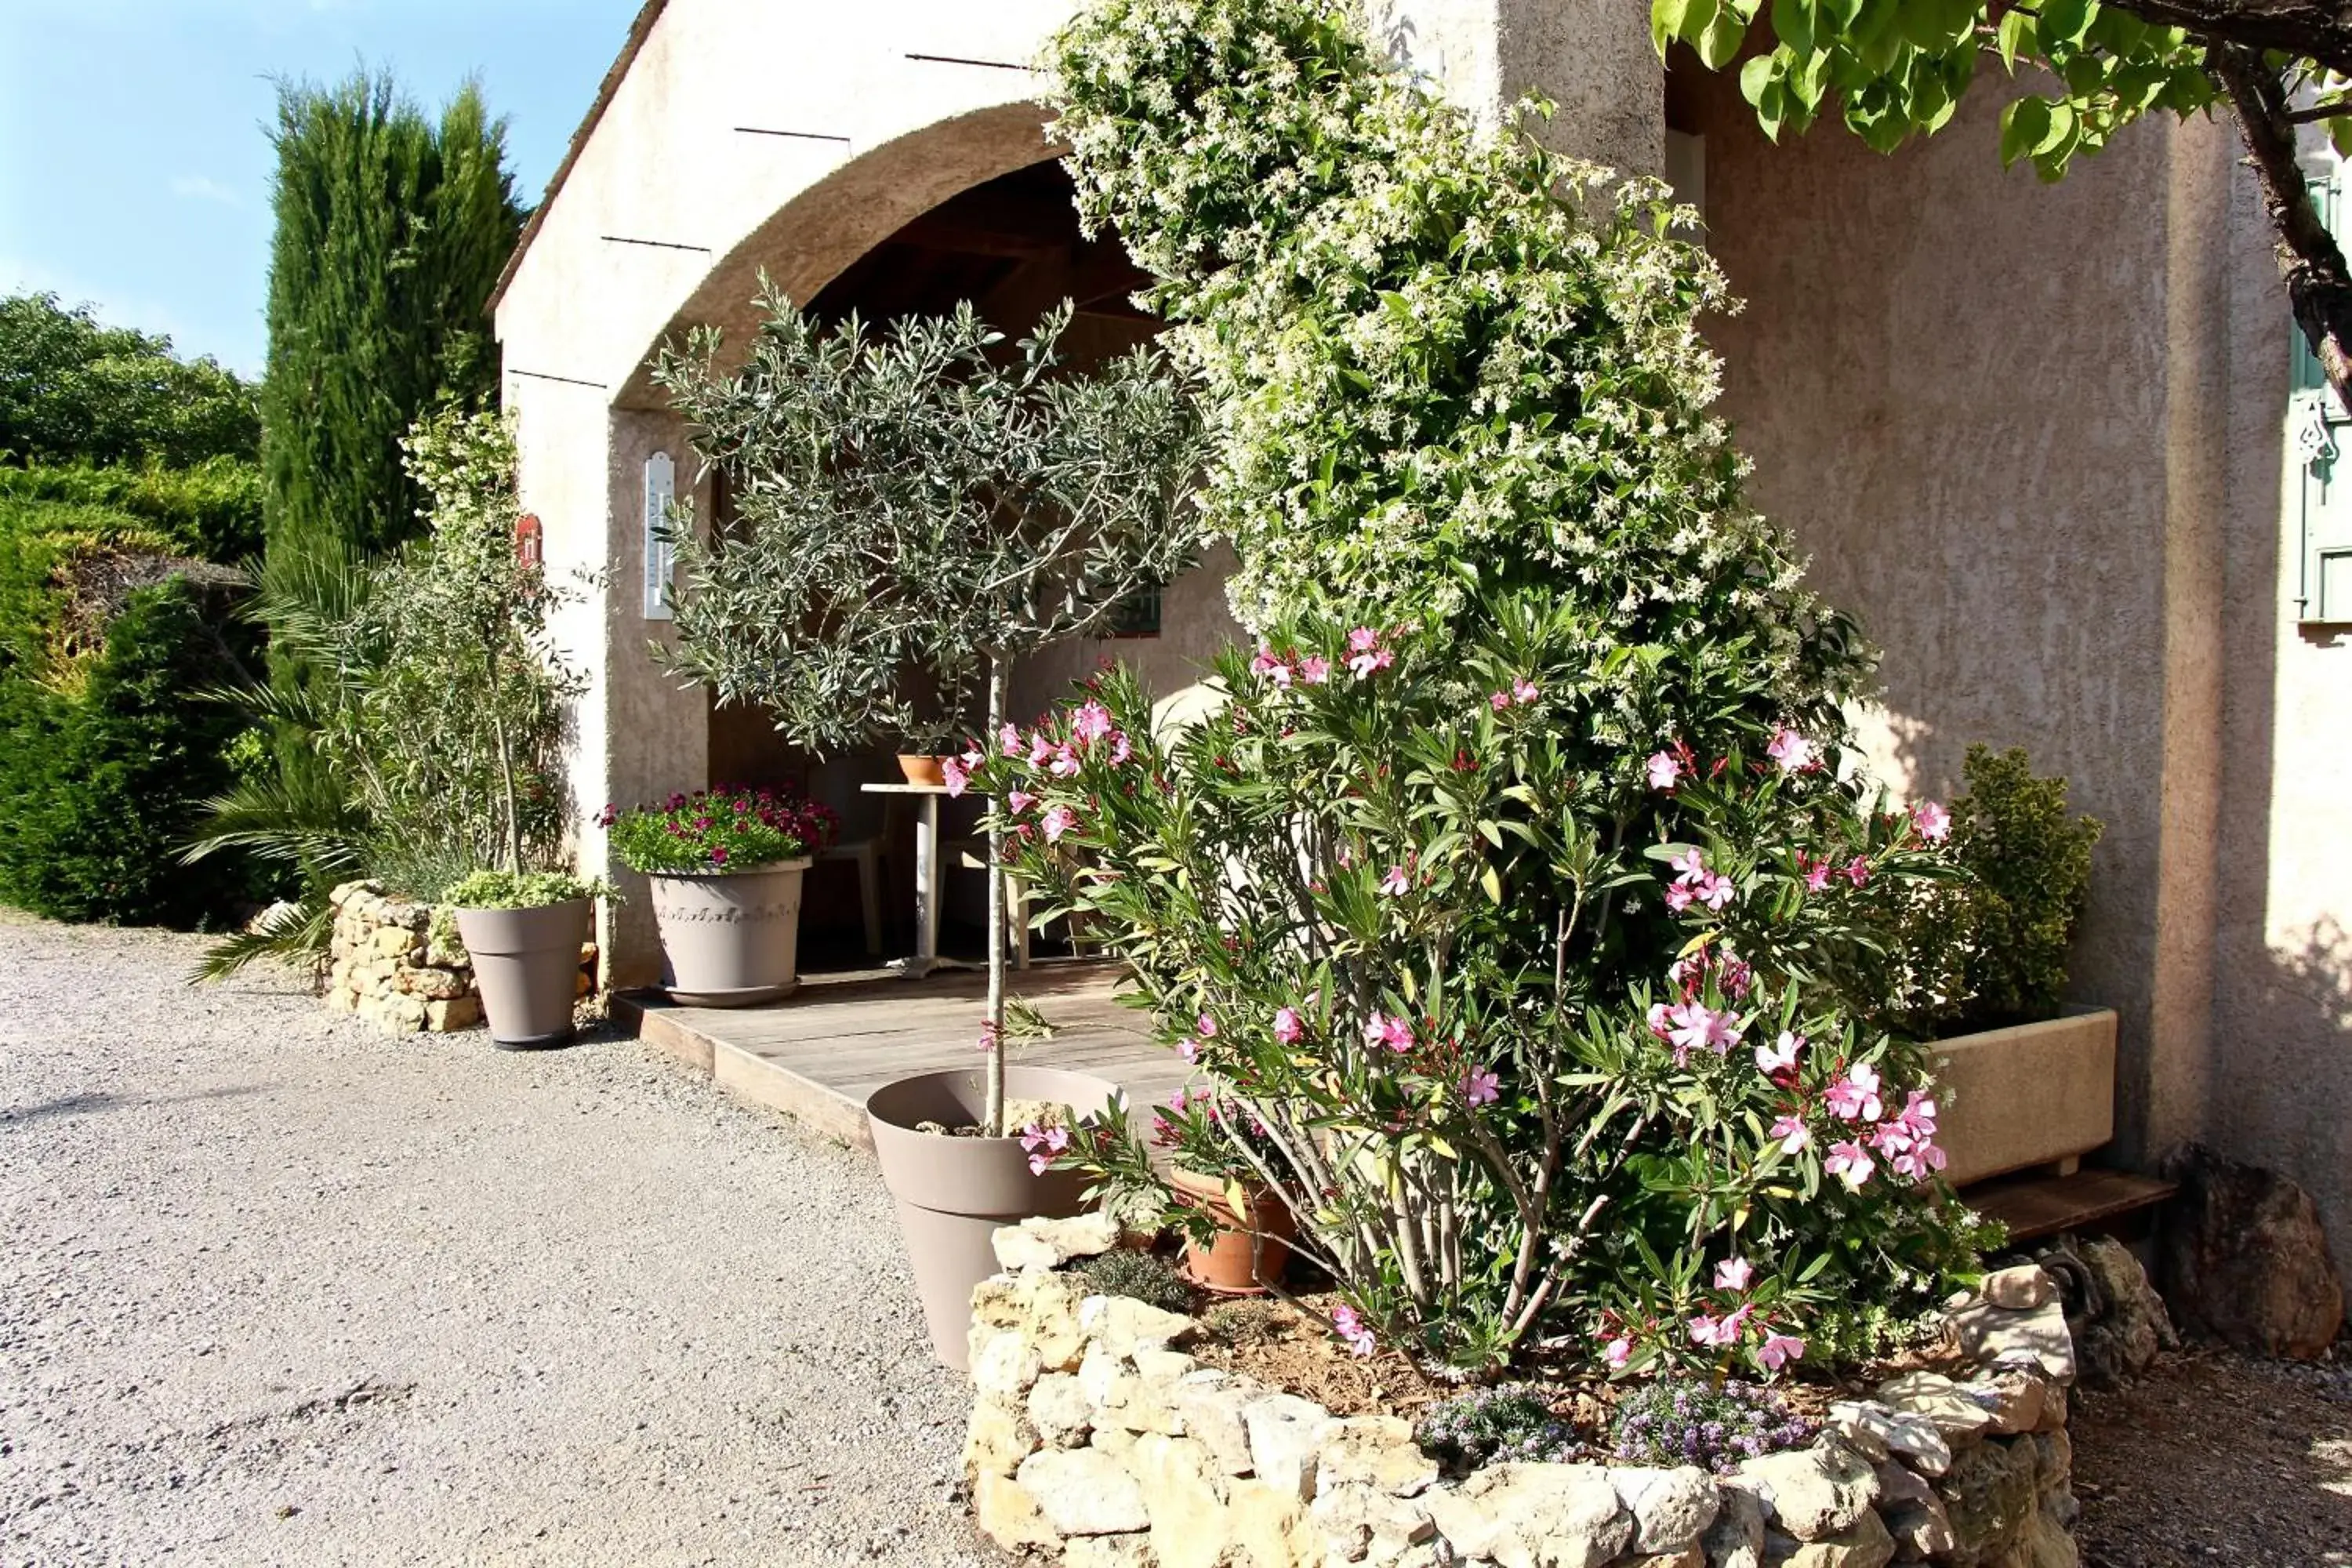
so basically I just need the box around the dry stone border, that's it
[964,1225,2082,1568]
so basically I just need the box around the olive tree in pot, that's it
[653,292,1205,1367]
[600,786,837,1005]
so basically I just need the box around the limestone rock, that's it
[1827,1403,1950,1475]
[995,1210,1123,1272]
[1959,1369,2048,1436]
[972,1329,1044,1399]
[1134,1347,1200,1383]
[1174,1371,1263,1476]
[1767,1508,1894,1567]
[1882,1490,1956,1559]
[1424,1462,1632,1568]
[975,1468,1060,1552]
[1981,1265,2056,1310]
[1228,1476,1320,1568]
[1063,1532,1155,1568]
[1079,1344,1131,1407]
[971,1266,1091,1370]
[1935,1436,2040,1563]
[1625,1548,1705,1568]
[1318,1415,1439,1498]
[408,965,470,1001]
[963,1398,1040,1481]
[1310,1480,1436,1563]
[2037,1235,2175,1387]
[1244,1392,1335,1501]
[1702,1480,1766,1568]
[1016,1447,1152,1536]
[993,1225,1065,1274]
[1874,1373,1997,1445]
[2160,1141,2344,1359]
[1083,1292,1201,1356]
[1029,1372,1094,1448]
[1947,1298,2077,1385]
[423,996,480,1032]
[1738,1437,1881,1541]
[1613,1465,1720,1553]
[1131,1432,1233,1568]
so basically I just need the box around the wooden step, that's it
[1962,1167,2179,1243]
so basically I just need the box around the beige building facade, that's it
[494,2,2352,1286]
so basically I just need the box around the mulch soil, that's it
[2071,1347,2352,1567]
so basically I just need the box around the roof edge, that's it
[488,0,670,317]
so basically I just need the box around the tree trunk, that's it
[2213,43,2352,411]
[487,652,523,876]
[984,653,1008,1139]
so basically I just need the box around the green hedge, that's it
[0,457,263,562]
[0,578,263,927]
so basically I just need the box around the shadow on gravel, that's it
[1,1083,274,1127]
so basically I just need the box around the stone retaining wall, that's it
[325,880,481,1036]
[965,1218,2080,1568]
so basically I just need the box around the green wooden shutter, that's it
[2292,169,2352,624]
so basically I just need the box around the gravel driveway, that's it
[0,915,989,1566]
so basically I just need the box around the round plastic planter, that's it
[869,1065,1120,1370]
[1168,1166,1295,1295]
[647,859,811,1007]
[453,898,591,1049]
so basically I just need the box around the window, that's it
[1105,583,1163,637]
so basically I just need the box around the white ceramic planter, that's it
[647,859,811,1007]
[1932,1006,2118,1186]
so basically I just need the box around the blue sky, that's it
[0,0,645,378]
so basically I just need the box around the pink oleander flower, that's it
[1845,855,1871,887]
[1769,1114,1813,1154]
[1719,958,1753,998]
[1893,1138,1948,1182]
[1669,846,1707,880]
[1332,1304,1377,1358]
[1896,1089,1939,1138]
[1109,731,1132,765]
[1461,1065,1501,1106]
[1000,723,1023,756]
[1697,870,1737,912]
[1824,1062,1883,1123]
[1604,1336,1632,1370]
[1266,661,1294,689]
[1755,1032,1803,1076]
[1760,1331,1806,1371]
[1049,744,1082,779]
[1040,804,1078,843]
[1766,728,1816,772]
[1664,882,1697,913]
[1911,800,1952,843]
[1489,690,1512,712]
[1026,733,1053,767]
[1802,855,1835,893]
[1824,1140,1875,1190]
[975,1021,1000,1054]
[1007,789,1035,814]
[1646,750,1683,790]
[1196,1013,1219,1040]
[1348,627,1381,653]
[1512,677,1539,705]
[1298,654,1331,684]
[1668,955,1703,989]
[1273,1007,1305,1045]
[1868,1120,1915,1158]
[942,756,970,797]
[1715,1256,1755,1293]
[1362,1011,1414,1053]
[1690,1307,1751,1348]
[1646,1002,1674,1040]
[1380,864,1410,896]
[1249,646,1283,677]
[1665,1000,1741,1062]
[1177,1036,1199,1064]
[1073,701,1115,743]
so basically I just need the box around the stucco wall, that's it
[1678,66,2195,1166]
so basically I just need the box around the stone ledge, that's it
[964,1240,2082,1568]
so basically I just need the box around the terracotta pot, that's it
[868,1065,1120,1369]
[1169,1165,1295,1295]
[897,753,949,787]
[453,898,590,1049]
[647,860,810,1007]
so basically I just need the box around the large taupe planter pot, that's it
[869,1065,1120,1370]
[1933,1006,2118,1186]
[648,859,811,1007]
[453,898,590,1050]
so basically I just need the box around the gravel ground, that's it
[2073,1346,2352,1566]
[0,914,989,1567]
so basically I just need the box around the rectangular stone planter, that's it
[1932,1006,2118,1187]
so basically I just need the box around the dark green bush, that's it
[1947,744,2103,1028]
[0,579,264,926]
[1074,1247,1195,1314]
[0,292,260,470]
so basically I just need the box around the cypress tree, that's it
[259,71,521,568]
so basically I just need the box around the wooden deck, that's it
[610,961,1189,1149]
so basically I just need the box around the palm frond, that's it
[187,892,334,983]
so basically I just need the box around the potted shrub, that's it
[441,869,603,1048]
[1095,1083,1296,1294]
[602,786,837,1007]
[652,295,1207,1367]
[1895,745,2110,1184]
